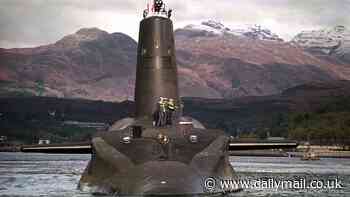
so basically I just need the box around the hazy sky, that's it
[0,0,349,48]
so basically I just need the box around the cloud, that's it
[0,0,349,48]
[0,0,143,48]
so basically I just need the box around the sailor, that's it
[153,105,160,126]
[166,98,177,125]
[155,97,167,127]
[143,9,148,18]
[167,9,172,18]
[154,0,163,13]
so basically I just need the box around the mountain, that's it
[0,28,137,101]
[1,23,350,101]
[175,21,347,98]
[179,20,283,42]
[292,25,350,64]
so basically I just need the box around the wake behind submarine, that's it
[79,0,238,195]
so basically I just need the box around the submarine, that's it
[79,1,238,195]
[21,0,298,195]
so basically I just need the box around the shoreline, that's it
[0,146,21,152]
[229,150,350,158]
[2,146,350,159]
[287,151,350,159]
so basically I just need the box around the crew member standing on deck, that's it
[155,97,168,127]
[154,0,164,13]
[166,98,177,125]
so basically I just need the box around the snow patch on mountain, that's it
[292,26,350,55]
[183,20,283,42]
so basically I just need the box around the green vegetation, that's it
[0,82,36,97]
[0,97,131,144]
[7,89,35,97]
[196,96,350,147]
[288,112,350,146]
[1,94,350,146]
[231,79,241,89]
[1,121,97,144]
[35,79,45,96]
[288,97,350,146]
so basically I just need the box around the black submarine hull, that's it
[78,128,239,195]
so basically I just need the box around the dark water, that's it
[0,153,349,196]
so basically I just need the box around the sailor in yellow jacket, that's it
[166,98,177,125]
[154,97,167,127]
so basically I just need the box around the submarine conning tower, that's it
[135,0,179,120]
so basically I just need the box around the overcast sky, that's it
[0,0,349,48]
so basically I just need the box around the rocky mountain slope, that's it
[175,21,346,98]
[0,28,137,101]
[292,25,350,64]
[182,20,283,42]
[1,22,350,101]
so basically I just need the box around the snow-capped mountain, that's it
[182,20,283,42]
[2,25,350,102]
[292,25,350,63]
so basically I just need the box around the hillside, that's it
[0,28,137,101]
[175,21,343,98]
[292,25,350,64]
[1,23,349,101]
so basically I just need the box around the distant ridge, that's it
[1,24,350,101]
[292,25,350,64]
[181,20,283,42]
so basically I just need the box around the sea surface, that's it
[0,152,349,197]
